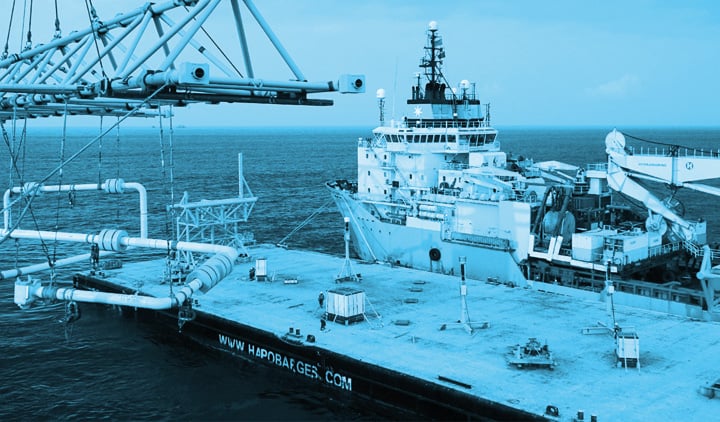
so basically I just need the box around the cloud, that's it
[586,74,639,97]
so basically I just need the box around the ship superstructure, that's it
[328,21,720,319]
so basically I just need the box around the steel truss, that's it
[0,0,364,121]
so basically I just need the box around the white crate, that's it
[326,287,365,319]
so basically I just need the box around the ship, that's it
[3,3,720,421]
[327,21,720,321]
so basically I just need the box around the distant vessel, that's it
[4,4,720,421]
[328,20,720,320]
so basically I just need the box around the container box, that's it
[326,287,365,325]
[603,232,649,265]
[572,229,616,262]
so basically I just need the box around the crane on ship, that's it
[604,129,720,244]
[604,129,720,315]
[1,0,363,320]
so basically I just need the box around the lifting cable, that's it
[114,116,121,223]
[157,107,176,285]
[53,0,61,38]
[50,101,70,282]
[21,0,33,51]
[84,0,108,79]
[2,0,16,59]
[277,199,334,247]
[0,83,172,246]
[97,115,104,186]
[157,108,170,240]
[184,5,244,77]
[166,106,177,243]
[12,116,55,271]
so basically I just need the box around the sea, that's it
[1,125,718,421]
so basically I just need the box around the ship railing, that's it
[446,231,511,251]
[357,136,376,147]
[614,279,705,308]
[586,162,608,171]
[683,240,720,261]
[555,241,682,262]
[444,162,469,171]
[626,145,720,158]
[404,118,490,129]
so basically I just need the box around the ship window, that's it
[367,188,371,193]
[383,171,387,177]
[384,189,387,194]
[366,153,368,159]
[409,174,413,180]
[384,154,387,159]
[442,176,446,181]
[368,171,371,176]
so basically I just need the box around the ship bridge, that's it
[371,127,500,155]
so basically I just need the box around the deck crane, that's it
[604,129,720,244]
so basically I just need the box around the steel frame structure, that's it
[0,0,363,121]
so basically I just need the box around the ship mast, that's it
[407,21,480,117]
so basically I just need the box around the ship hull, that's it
[328,186,528,286]
[73,274,542,421]
[328,185,714,320]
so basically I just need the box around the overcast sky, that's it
[5,0,720,128]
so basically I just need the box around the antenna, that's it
[376,88,386,125]
[439,256,489,335]
[336,217,359,282]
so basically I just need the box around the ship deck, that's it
[92,244,718,421]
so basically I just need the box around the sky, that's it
[2,0,719,128]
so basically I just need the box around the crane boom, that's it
[604,129,720,242]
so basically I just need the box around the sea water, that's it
[1,126,718,420]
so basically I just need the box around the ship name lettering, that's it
[218,334,245,352]
[218,333,346,389]
[325,369,352,391]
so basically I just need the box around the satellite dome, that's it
[428,21,438,31]
[376,88,386,99]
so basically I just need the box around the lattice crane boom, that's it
[0,0,364,121]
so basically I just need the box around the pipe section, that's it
[9,228,239,310]
[3,179,148,238]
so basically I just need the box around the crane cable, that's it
[84,0,108,79]
[50,101,70,285]
[2,0,16,59]
[22,0,33,51]
[0,83,172,246]
[53,0,61,38]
